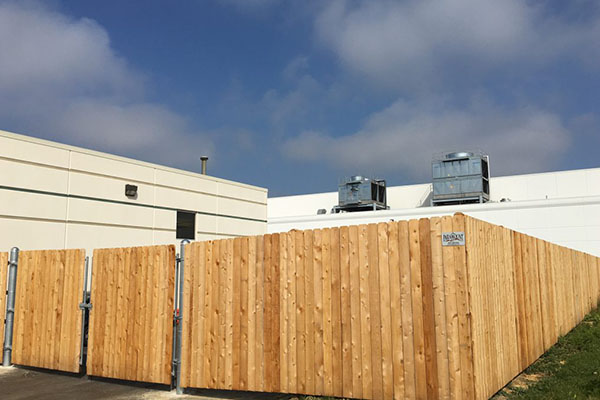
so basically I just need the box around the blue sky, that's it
[1,0,599,196]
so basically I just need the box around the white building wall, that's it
[268,196,600,256]
[268,168,600,218]
[268,168,600,257]
[0,130,267,254]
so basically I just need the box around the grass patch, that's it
[496,306,600,399]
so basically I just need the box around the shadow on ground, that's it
[0,366,291,400]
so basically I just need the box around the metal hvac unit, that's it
[431,151,490,206]
[333,176,389,213]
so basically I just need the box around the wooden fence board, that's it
[378,223,394,400]
[304,230,316,395]
[431,217,449,400]
[330,227,344,397]
[295,230,307,394]
[12,249,84,373]
[0,252,7,352]
[87,245,175,384]
[358,224,373,399]
[399,220,416,399]
[348,225,363,398]
[440,216,459,400]
[387,222,405,400]
[339,226,353,398]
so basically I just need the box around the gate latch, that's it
[79,302,93,310]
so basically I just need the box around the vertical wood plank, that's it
[330,227,343,398]
[409,218,427,399]
[202,241,214,387]
[313,229,325,395]
[388,222,405,400]
[295,230,307,394]
[0,252,7,348]
[279,233,289,393]
[431,217,450,400]
[225,239,234,389]
[339,226,354,399]
[217,240,228,388]
[349,225,363,398]
[287,232,298,394]
[419,218,439,400]
[247,236,257,391]
[441,216,461,400]
[255,236,265,392]
[368,223,384,400]
[358,224,373,399]
[240,237,250,390]
[398,220,416,399]
[322,228,334,396]
[378,223,394,400]
[304,230,316,395]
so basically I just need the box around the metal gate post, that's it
[175,240,190,394]
[79,256,92,367]
[171,250,180,388]
[3,247,19,366]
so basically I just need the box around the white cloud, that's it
[315,0,600,89]
[283,99,570,179]
[0,1,213,169]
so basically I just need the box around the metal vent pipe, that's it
[3,247,19,366]
[200,156,208,175]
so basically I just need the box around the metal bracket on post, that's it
[175,240,190,395]
[3,247,19,367]
[79,256,92,366]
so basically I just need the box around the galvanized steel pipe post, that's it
[175,239,190,394]
[3,247,19,366]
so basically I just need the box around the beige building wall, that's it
[0,130,267,254]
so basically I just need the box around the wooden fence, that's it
[11,249,85,373]
[0,252,7,351]
[2,215,599,398]
[466,216,600,399]
[87,245,176,385]
[181,214,600,400]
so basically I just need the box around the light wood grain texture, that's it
[378,223,394,400]
[87,245,174,384]
[398,220,416,400]
[322,228,334,396]
[430,217,450,400]
[12,249,84,373]
[0,252,7,353]
[358,224,373,399]
[177,215,600,400]
[295,230,307,394]
[330,227,343,398]
[409,219,427,399]
[348,225,363,398]
[339,226,354,398]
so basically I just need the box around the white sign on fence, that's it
[442,231,465,246]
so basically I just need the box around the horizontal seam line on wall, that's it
[0,185,267,223]
[0,213,177,232]
[0,156,267,205]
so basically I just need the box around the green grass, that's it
[497,306,600,399]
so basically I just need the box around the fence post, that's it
[175,240,190,394]
[78,256,92,367]
[3,247,19,366]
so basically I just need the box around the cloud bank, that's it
[0,1,213,169]
[284,99,569,179]
[315,0,600,90]
[278,0,600,180]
